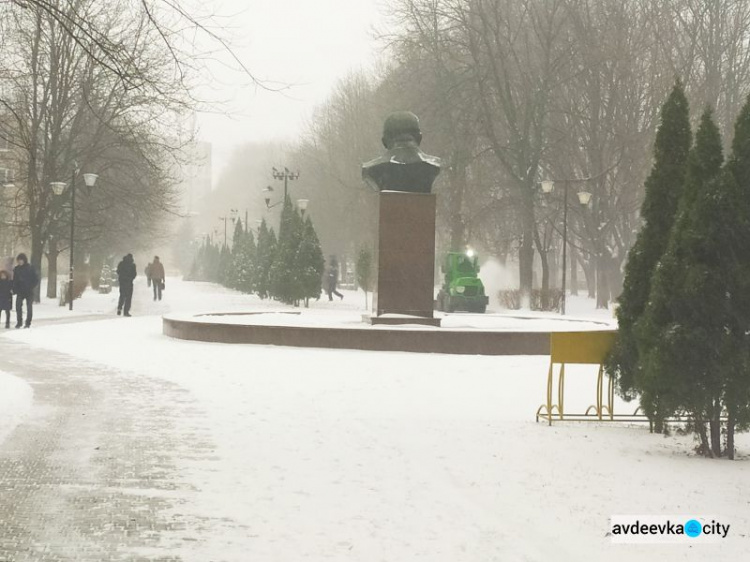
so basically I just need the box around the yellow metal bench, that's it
[536,331,617,425]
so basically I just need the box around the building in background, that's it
[176,113,212,215]
[181,140,212,214]
[0,107,20,258]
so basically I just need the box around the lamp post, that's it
[218,216,229,247]
[51,168,98,311]
[272,166,299,201]
[541,179,591,315]
[264,167,300,211]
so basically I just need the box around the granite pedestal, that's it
[369,191,440,327]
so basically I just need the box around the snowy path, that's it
[0,279,748,561]
[0,339,223,561]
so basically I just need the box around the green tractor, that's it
[435,250,489,313]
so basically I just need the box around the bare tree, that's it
[0,0,186,297]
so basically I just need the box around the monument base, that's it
[373,191,438,320]
[363,313,441,327]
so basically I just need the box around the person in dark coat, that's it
[0,270,12,329]
[116,254,137,316]
[12,253,39,329]
[150,256,165,301]
[325,256,343,301]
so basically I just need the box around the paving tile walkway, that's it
[0,336,223,561]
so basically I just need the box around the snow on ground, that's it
[0,371,33,446]
[31,279,119,320]
[3,278,749,561]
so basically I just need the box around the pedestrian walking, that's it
[325,256,344,301]
[150,256,165,301]
[116,254,137,317]
[12,253,38,329]
[145,261,152,288]
[0,270,13,329]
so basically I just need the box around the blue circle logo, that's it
[685,519,702,538]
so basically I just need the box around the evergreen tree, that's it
[204,236,221,283]
[228,219,245,289]
[636,108,728,454]
[297,215,325,307]
[269,196,304,304]
[608,81,692,404]
[218,243,232,286]
[722,94,750,458]
[356,248,373,308]
[238,228,256,294]
[255,220,277,299]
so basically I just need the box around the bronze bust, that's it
[362,111,442,193]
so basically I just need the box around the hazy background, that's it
[197,0,384,182]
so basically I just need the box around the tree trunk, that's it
[709,407,721,458]
[448,158,467,251]
[539,251,549,310]
[697,421,711,457]
[596,253,609,309]
[46,239,59,299]
[31,225,44,304]
[519,191,535,300]
[583,259,596,298]
[608,256,623,300]
[653,416,664,435]
[727,413,735,460]
[570,246,578,296]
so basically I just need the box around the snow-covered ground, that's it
[0,371,33,446]
[2,278,749,561]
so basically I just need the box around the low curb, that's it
[162,312,568,355]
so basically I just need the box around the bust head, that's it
[362,111,441,193]
[382,111,422,149]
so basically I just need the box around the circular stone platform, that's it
[163,311,614,356]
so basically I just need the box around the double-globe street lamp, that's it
[262,166,309,226]
[50,167,98,311]
[540,179,592,316]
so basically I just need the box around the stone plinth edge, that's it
[161,312,576,356]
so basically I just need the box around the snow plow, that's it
[435,250,489,313]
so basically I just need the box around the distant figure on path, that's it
[13,253,38,329]
[0,270,12,329]
[145,261,152,288]
[325,256,344,301]
[116,254,137,317]
[150,256,165,301]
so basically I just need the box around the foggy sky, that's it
[196,0,383,184]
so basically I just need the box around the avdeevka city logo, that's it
[610,515,730,543]
[684,519,702,538]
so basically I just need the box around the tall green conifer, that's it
[609,81,692,401]
[637,108,726,451]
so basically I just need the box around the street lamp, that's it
[541,178,591,315]
[297,198,309,217]
[51,167,98,310]
[272,166,299,200]
[218,215,230,247]
[264,166,300,209]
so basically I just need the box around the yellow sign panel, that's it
[550,330,617,365]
